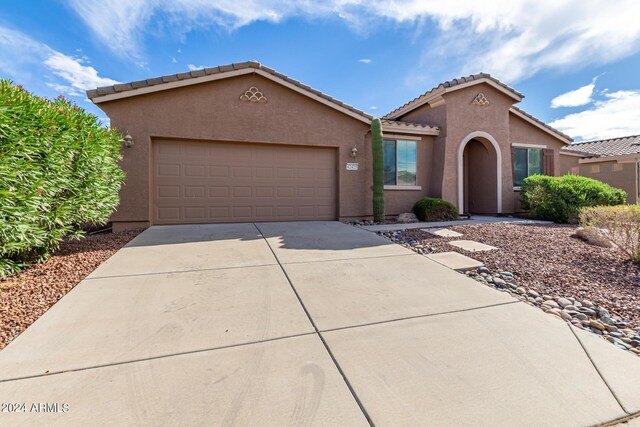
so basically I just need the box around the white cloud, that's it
[551,79,597,108]
[0,25,119,99]
[359,58,372,64]
[187,64,207,71]
[44,52,119,92]
[370,106,377,110]
[67,1,640,82]
[45,82,85,97]
[550,90,640,140]
[171,57,177,63]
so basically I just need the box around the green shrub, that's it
[0,80,125,278]
[521,174,626,224]
[580,205,640,263]
[413,198,459,222]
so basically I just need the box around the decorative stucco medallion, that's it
[472,93,490,106]
[240,86,268,103]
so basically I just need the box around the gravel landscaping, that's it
[376,223,640,356]
[0,230,142,349]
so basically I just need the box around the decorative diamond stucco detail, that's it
[240,86,268,103]
[472,93,490,106]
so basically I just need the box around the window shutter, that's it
[511,146,516,182]
[543,149,555,176]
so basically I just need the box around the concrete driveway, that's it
[1,221,639,426]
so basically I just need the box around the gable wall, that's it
[100,73,374,223]
[99,73,435,224]
[441,85,515,211]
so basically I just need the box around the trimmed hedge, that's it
[413,198,459,222]
[0,80,125,277]
[521,174,626,224]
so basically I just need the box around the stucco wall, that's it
[509,115,567,175]
[98,73,432,224]
[559,153,581,174]
[443,86,516,213]
[396,84,572,214]
[578,161,638,204]
[400,103,447,198]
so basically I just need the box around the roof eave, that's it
[87,62,374,125]
[381,123,439,136]
[384,77,523,120]
[509,107,572,145]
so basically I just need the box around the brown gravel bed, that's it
[0,230,142,350]
[395,223,640,329]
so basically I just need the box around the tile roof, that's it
[383,73,524,119]
[87,61,374,119]
[87,60,439,133]
[510,106,573,143]
[380,119,439,131]
[560,134,640,158]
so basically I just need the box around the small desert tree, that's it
[371,118,384,222]
[0,80,125,277]
[580,205,640,263]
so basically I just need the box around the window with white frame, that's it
[513,147,543,186]
[383,139,417,186]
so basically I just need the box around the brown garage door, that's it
[152,139,337,224]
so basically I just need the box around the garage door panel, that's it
[158,164,181,177]
[209,166,230,177]
[255,187,274,198]
[276,168,295,179]
[153,140,336,224]
[184,164,206,177]
[183,186,205,198]
[209,187,230,197]
[157,185,180,198]
[184,207,206,219]
[157,207,181,221]
[233,166,253,178]
[210,207,229,219]
[255,167,274,178]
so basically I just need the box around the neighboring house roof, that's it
[86,60,440,135]
[383,73,524,120]
[560,134,640,158]
[509,106,573,144]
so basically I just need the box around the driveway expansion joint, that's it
[568,323,630,415]
[0,332,317,384]
[253,223,376,427]
[279,252,417,266]
[319,300,522,333]
[84,262,279,280]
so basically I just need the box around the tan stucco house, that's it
[87,61,573,231]
[560,135,640,204]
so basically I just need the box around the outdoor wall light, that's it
[123,132,134,148]
[351,145,358,158]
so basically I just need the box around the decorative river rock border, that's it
[372,228,640,357]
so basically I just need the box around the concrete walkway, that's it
[1,222,639,426]
[359,214,551,232]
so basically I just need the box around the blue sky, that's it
[1,1,640,142]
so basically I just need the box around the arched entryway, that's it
[457,131,502,215]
